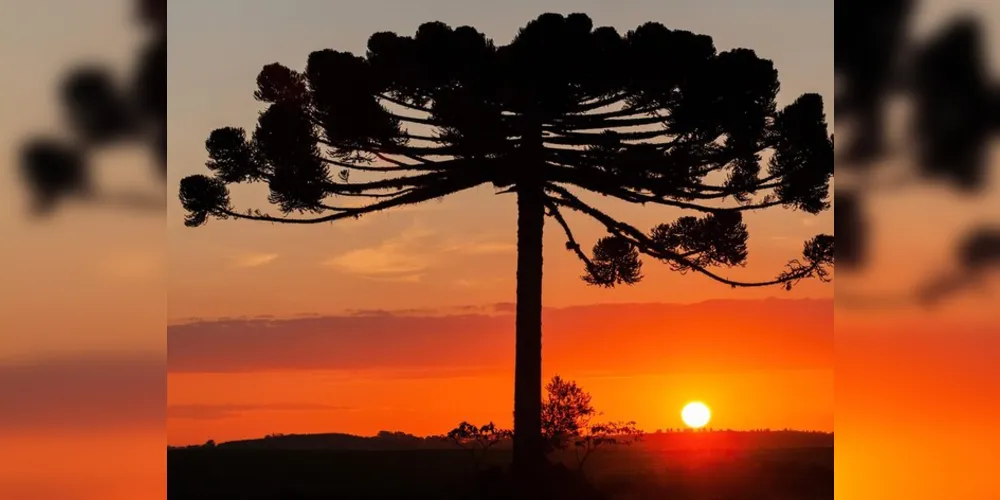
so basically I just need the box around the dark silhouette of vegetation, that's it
[541,376,596,451]
[573,421,643,471]
[178,12,834,475]
[539,376,643,470]
[18,0,165,215]
[447,421,513,471]
[448,422,513,450]
[837,0,1000,308]
[443,377,644,476]
[168,429,832,499]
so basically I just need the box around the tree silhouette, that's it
[539,375,644,470]
[541,376,596,452]
[178,13,834,474]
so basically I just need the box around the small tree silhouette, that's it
[540,376,644,470]
[178,13,834,471]
[447,421,513,469]
[541,376,596,452]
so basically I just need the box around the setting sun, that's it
[682,402,712,429]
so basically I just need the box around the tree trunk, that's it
[511,182,546,477]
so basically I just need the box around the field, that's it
[168,433,833,500]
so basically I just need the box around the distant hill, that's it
[639,429,833,450]
[210,430,455,451]
[170,429,832,451]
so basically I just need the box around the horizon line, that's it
[167,296,834,327]
[168,427,835,448]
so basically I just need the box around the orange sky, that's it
[161,0,836,446]
[167,299,833,446]
[5,1,1000,499]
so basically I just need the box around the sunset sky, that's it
[163,0,836,446]
[3,0,1000,498]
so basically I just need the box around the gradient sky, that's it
[166,0,834,321]
[0,3,165,499]
[3,1,999,498]
[163,0,836,446]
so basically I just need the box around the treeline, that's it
[170,377,830,454]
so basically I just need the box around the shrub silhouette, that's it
[178,12,834,474]
[447,421,513,470]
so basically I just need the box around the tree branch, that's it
[546,164,785,212]
[221,172,486,224]
[546,194,701,268]
[546,115,667,131]
[384,110,441,127]
[545,184,827,288]
[567,93,629,113]
[324,169,465,194]
[544,200,598,271]
[315,136,456,157]
[376,93,435,114]
[319,155,428,172]
[542,128,671,147]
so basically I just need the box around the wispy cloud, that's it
[321,227,431,280]
[322,223,511,281]
[232,253,279,268]
[440,240,515,255]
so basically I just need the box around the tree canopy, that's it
[180,12,833,289]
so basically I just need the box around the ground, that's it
[168,434,833,500]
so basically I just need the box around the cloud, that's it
[322,225,433,279]
[167,299,834,376]
[440,240,515,255]
[0,351,165,431]
[232,252,279,268]
[323,243,427,277]
[168,403,356,420]
[347,307,439,317]
[322,224,511,281]
[493,302,516,313]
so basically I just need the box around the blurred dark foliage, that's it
[16,0,166,215]
[836,0,1000,306]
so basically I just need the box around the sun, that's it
[681,401,711,429]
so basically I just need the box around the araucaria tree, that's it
[179,13,834,473]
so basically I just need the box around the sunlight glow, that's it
[681,402,711,428]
